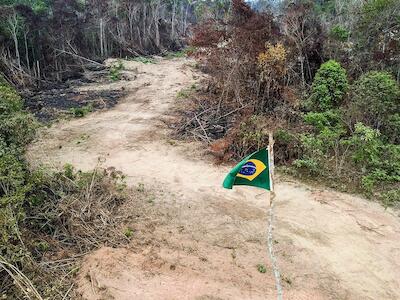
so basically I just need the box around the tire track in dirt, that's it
[28,58,400,300]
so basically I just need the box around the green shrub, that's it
[381,189,400,208]
[0,78,37,149]
[0,84,23,114]
[295,118,400,206]
[309,60,349,111]
[69,104,93,118]
[0,77,36,272]
[257,264,267,273]
[350,71,400,142]
[109,60,124,81]
[165,50,186,59]
[176,89,190,99]
[349,123,400,192]
[360,0,397,25]
[296,110,348,175]
[329,25,350,42]
[303,109,343,132]
[0,112,37,148]
[124,227,134,238]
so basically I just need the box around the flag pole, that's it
[267,132,283,300]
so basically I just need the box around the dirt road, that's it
[29,58,400,300]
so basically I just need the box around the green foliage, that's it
[360,0,397,25]
[349,123,400,193]
[165,50,186,59]
[314,0,335,14]
[69,104,93,118]
[176,84,198,99]
[0,84,23,113]
[109,60,124,81]
[297,63,399,206]
[297,110,347,176]
[130,56,156,64]
[124,227,134,238]
[63,163,75,179]
[303,109,343,132]
[176,89,190,99]
[0,77,36,149]
[381,189,400,208]
[136,182,145,192]
[274,129,292,144]
[353,0,400,73]
[0,76,36,269]
[329,25,350,42]
[34,240,50,252]
[350,71,399,142]
[274,128,302,164]
[295,115,400,206]
[309,60,349,111]
[257,264,267,273]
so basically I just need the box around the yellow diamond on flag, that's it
[236,159,267,181]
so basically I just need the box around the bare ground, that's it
[28,58,400,300]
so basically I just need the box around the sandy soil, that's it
[28,58,400,300]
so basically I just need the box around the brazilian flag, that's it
[223,148,272,191]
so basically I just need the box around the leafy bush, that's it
[295,115,400,205]
[0,77,37,280]
[303,109,343,132]
[350,71,400,142]
[349,123,400,193]
[329,25,350,42]
[381,189,400,208]
[308,60,349,111]
[0,81,36,148]
[0,84,24,113]
[165,50,186,59]
[69,104,93,118]
[109,60,124,81]
[257,264,267,273]
[295,109,348,175]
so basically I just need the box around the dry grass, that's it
[2,166,157,299]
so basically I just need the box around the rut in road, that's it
[29,58,400,300]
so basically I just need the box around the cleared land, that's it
[28,58,400,300]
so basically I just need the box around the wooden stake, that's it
[269,132,275,194]
[267,131,283,300]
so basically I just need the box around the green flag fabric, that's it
[223,148,272,191]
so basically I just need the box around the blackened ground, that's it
[24,88,124,122]
[22,66,127,122]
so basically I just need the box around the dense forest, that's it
[0,0,399,299]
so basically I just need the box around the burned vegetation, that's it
[175,0,399,207]
[176,0,306,163]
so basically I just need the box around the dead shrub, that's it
[27,165,130,252]
[177,1,304,163]
[2,165,151,299]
